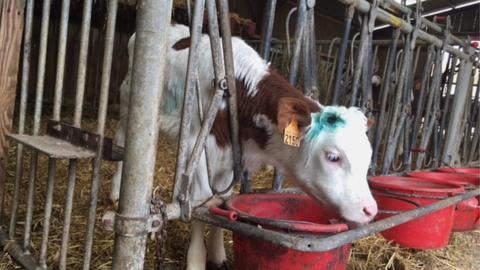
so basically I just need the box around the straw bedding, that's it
[0,116,478,269]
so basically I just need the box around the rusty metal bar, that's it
[82,1,118,269]
[349,13,369,107]
[194,188,479,252]
[8,0,34,239]
[24,0,52,252]
[287,0,307,85]
[73,0,92,127]
[112,0,172,268]
[38,158,57,269]
[302,1,317,96]
[52,0,71,120]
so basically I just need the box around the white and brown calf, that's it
[112,24,377,270]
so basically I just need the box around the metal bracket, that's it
[102,211,163,236]
[46,120,124,161]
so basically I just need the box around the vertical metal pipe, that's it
[82,1,118,269]
[52,0,71,120]
[332,5,354,105]
[8,0,34,239]
[439,55,458,148]
[349,14,369,107]
[288,0,307,85]
[415,47,444,169]
[73,0,93,127]
[218,0,242,191]
[442,59,473,165]
[59,160,77,270]
[24,0,52,252]
[112,1,172,268]
[172,0,205,219]
[304,3,318,97]
[38,158,57,269]
[260,0,277,60]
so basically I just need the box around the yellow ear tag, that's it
[284,116,301,147]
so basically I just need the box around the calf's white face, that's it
[279,105,377,224]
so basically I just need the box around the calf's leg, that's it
[206,225,228,269]
[187,220,207,270]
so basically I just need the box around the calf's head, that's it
[276,98,377,224]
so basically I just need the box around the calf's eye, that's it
[326,152,340,163]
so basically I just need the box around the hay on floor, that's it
[0,116,478,269]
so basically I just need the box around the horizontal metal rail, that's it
[337,0,473,61]
[193,188,479,252]
[0,229,40,269]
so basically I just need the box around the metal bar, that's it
[73,0,93,127]
[382,30,414,174]
[24,0,52,252]
[349,13,369,107]
[260,0,277,60]
[288,0,307,85]
[8,0,34,239]
[59,160,76,270]
[442,59,474,165]
[439,55,458,149]
[112,0,172,268]
[336,0,471,61]
[407,45,435,170]
[38,158,56,269]
[371,29,400,174]
[82,1,118,268]
[172,0,205,219]
[218,0,243,194]
[194,188,479,252]
[0,229,40,269]
[332,5,354,105]
[52,0,71,120]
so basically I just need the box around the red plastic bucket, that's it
[226,194,350,270]
[369,176,464,249]
[407,172,480,231]
[437,167,480,176]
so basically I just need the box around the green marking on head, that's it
[306,107,346,141]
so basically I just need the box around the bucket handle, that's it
[236,214,349,234]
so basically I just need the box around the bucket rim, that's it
[226,194,349,234]
[368,176,465,197]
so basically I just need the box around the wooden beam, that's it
[0,0,26,213]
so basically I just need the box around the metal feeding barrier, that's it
[0,0,478,269]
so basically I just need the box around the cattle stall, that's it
[0,0,478,269]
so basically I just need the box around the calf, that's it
[112,24,377,270]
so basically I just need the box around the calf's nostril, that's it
[363,207,373,217]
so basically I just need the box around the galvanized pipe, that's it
[218,0,243,194]
[112,0,173,269]
[371,29,400,174]
[302,3,317,97]
[82,1,118,268]
[194,188,479,252]
[287,0,307,85]
[73,0,93,127]
[24,0,52,252]
[332,5,354,105]
[336,0,471,61]
[52,0,71,120]
[59,161,77,270]
[416,47,444,169]
[172,0,205,217]
[260,0,277,60]
[38,158,57,269]
[349,13,369,107]
[8,0,34,239]
[382,31,414,174]
[442,59,474,165]
[439,55,458,148]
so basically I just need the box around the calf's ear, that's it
[367,118,375,129]
[277,97,318,133]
